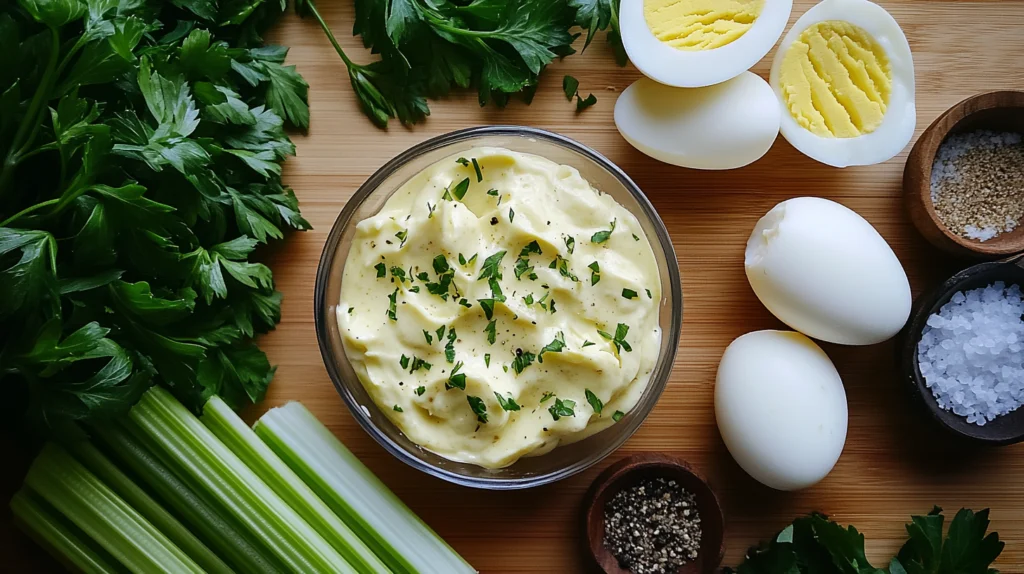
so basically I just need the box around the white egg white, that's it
[768,0,916,167]
[715,330,848,491]
[745,197,912,345]
[614,72,781,170]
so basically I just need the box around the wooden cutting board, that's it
[5,1,1024,572]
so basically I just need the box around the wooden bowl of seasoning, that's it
[904,91,1024,259]
[582,454,725,574]
[899,253,1024,445]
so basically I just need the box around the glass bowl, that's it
[314,126,682,489]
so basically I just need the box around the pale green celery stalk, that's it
[90,422,285,574]
[129,387,356,574]
[10,489,126,574]
[66,439,234,574]
[24,443,204,574]
[254,402,477,574]
[202,396,391,574]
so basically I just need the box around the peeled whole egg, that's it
[769,0,916,167]
[614,72,780,170]
[716,330,848,491]
[745,197,911,345]
[620,0,793,88]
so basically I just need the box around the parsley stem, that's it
[301,0,355,69]
[0,26,60,203]
[0,198,60,228]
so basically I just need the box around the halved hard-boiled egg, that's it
[621,0,793,88]
[769,0,916,167]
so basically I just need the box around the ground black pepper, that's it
[604,478,701,574]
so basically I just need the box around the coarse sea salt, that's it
[917,282,1024,425]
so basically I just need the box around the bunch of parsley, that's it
[0,0,310,437]
[726,507,1004,574]
[292,0,623,128]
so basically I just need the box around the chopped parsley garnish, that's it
[458,298,472,308]
[632,233,640,241]
[576,93,597,112]
[441,186,452,201]
[375,262,387,278]
[588,261,601,285]
[582,340,595,348]
[445,361,466,390]
[511,350,536,375]
[417,272,430,282]
[622,288,638,300]
[456,157,470,167]
[390,266,407,282]
[436,325,446,340]
[409,357,432,373]
[393,405,403,412]
[400,355,410,369]
[508,207,515,223]
[591,219,616,244]
[598,323,632,353]
[549,299,557,313]
[386,288,399,321]
[563,75,580,101]
[548,255,578,282]
[537,291,550,310]
[478,250,507,281]
[485,320,497,345]
[458,253,467,265]
[540,391,555,403]
[479,299,496,320]
[548,398,576,421]
[471,158,483,182]
[423,330,433,344]
[564,236,575,254]
[585,389,603,414]
[427,202,436,218]
[395,229,408,246]
[487,188,499,197]
[502,365,509,373]
[488,278,506,301]
[538,332,566,362]
[485,353,491,367]
[415,386,426,396]
[514,257,536,281]
[348,307,355,314]
[451,177,470,200]
[520,241,543,257]
[612,410,625,422]
[445,328,457,363]
[426,255,457,300]
[495,392,521,412]
[467,253,478,265]
[467,396,488,424]
[409,286,420,293]
[523,293,534,305]
[646,289,653,299]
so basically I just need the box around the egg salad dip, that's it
[338,148,663,469]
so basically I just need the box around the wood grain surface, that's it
[5,1,1024,572]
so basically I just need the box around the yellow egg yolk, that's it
[778,21,892,138]
[644,0,764,51]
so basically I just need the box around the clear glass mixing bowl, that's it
[314,127,682,489]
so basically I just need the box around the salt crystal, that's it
[917,283,1024,425]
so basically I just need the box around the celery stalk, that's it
[91,422,285,574]
[24,443,204,574]
[128,387,356,574]
[202,396,391,574]
[67,439,234,574]
[254,402,477,574]
[10,489,125,574]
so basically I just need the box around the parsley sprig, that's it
[598,323,632,353]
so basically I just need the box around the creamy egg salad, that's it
[338,148,663,469]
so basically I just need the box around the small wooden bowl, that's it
[899,254,1024,445]
[582,454,725,574]
[904,91,1024,259]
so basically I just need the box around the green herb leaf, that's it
[511,350,536,375]
[423,330,433,345]
[585,389,603,414]
[415,386,426,396]
[400,355,410,369]
[445,327,457,363]
[539,332,566,361]
[393,405,403,412]
[471,158,483,182]
[563,75,580,100]
[456,157,470,167]
[494,392,521,412]
[646,289,653,299]
[622,288,637,300]
[409,357,431,373]
[564,236,575,254]
[467,395,488,424]
[451,177,470,200]
[589,261,601,285]
[485,353,491,367]
[436,325,446,340]
[548,398,576,421]
[485,320,497,345]
[375,262,387,278]
[387,287,399,321]
[612,410,625,422]
[576,93,597,112]
[508,207,515,223]
[487,188,499,197]
[591,219,616,243]
[540,391,555,403]
[445,361,467,390]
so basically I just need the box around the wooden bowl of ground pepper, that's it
[904,91,1024,259]
[582,454,725,574]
